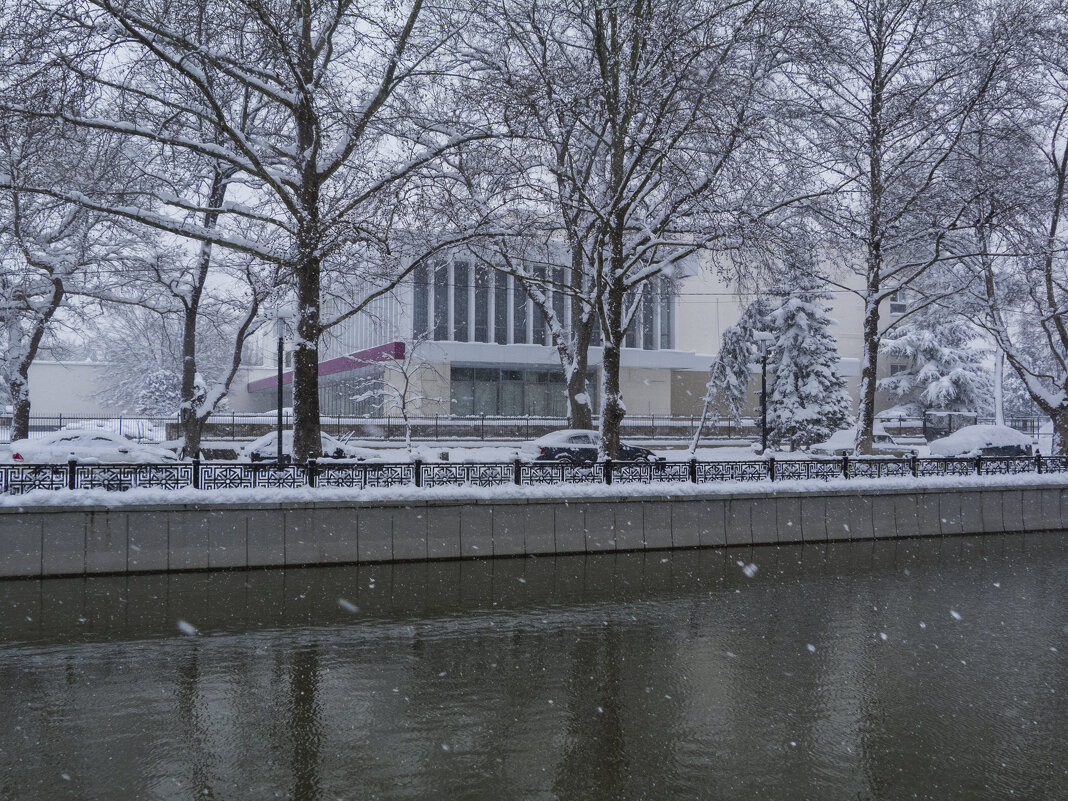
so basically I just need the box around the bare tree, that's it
[463,0,797,456]
[4,0,490,459]
[789,0,1002,452]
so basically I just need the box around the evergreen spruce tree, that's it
[766,283,853,449]
[879,310,992,413]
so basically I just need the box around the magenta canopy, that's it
[246,341,406,392]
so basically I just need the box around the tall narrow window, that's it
[413,262,429,338]
[513,275,528,344]
[642,284,656,350]
[474,263,490,342]
[433,260,449,341]
[660,277,674,349]
[552,266,567,333]
[494,272,508,344]
[453,260,470,341]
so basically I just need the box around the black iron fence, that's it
[2,453,1064,495]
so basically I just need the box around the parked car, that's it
[523,429,663,464]
[0,427,178,463]
[928,425,1033,458]
[809,425,917,457]
[242,431,379,462]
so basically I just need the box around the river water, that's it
[0,534,1064,800]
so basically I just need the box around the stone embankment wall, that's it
[0,484,1063,578]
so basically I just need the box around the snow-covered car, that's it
[928,425,1033,458]
[0,428,178,463]
[242,431,379,462]
[522,429,663,464]
[809,425,917,457]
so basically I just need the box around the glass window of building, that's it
[513,277,528,344]
[889,289,907,315]
[642,284,656,349]
[659,276,674,349]
[433,260,449,341]
[624,290,639,349]
[474,264,491,342]
[494,272,508,344]
[413,261,429,337]
[552,267,567,328]
[453,260,470,341]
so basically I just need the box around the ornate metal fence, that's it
[0,454,1062,495]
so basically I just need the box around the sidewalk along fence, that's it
[0,413,766,443]
[2,413,1049,444]
[2,454,1064,495]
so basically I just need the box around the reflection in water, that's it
[0,534,1065,800]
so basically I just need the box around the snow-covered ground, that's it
[2,470,1065,509]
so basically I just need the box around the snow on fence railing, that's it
[1,454,1064,495]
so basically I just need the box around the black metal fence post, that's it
[910,453,918,477]
[689,458,698,483]
[307,458,317,488]
[67,459,77,490]
[513,458,522,486]
[1036,453,1043,474]
[604,457,613,485]
[975,455,983,475]
[414,458,422,487]
[841,454,849,479]
[192,456,200,490]
[768,455,776,482]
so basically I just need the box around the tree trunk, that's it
[183,414,208,461]
[855,297,881,455]
[292,256,323,461]
[178,303,201,458]
[1050,405,1068,456]
[993,349,1004,426]
[9,370,31,443]
[600,282,626,459]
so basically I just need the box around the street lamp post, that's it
[276,316,285,465]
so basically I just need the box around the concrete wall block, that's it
[777,497,803,543]
[893,494,921,539]
[584,503,618,552]
[670,501,704,551]
[427,506,462,560]
[491,505,525,556]
[554,504,586,554]
[800,496,828,542]
[315,507,358,564]
[871,496,897,539]
[84,511,126,574]
[980,492,1005,534]
[725,500,752,546]
[284,509,319,565]
[169,510,210,570]
[128,512,170,573]
[916,494,941,537]
[1060,488,1068,526]
[357,507,393,563]
[208,510,248,569]
[750,498,777,545]
[613,502,645,552]
[1001,490,1024,533]
[642,502,672,550]
[459,505,493,558]
[391,505,428,561]
[938,492,963,535]
[849,496,876,540]
[522,504,554,555]
[1037,488,1062,531]
[959,492,985,534]
[823,496,854,540]
[41,512,87,576]
[243,509,286,568]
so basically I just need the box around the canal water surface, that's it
[0,533,1064,800]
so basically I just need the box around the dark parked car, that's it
[522,430,663,464]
